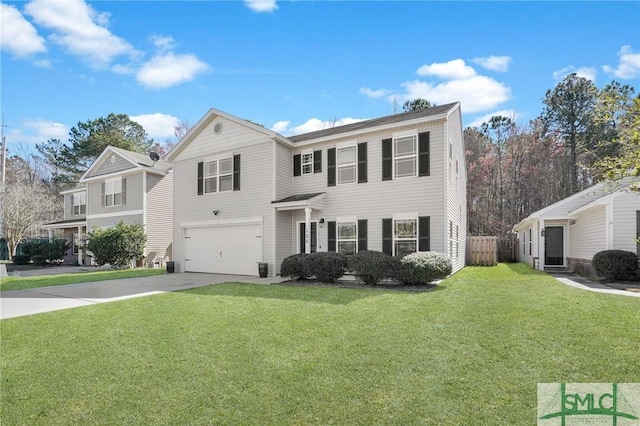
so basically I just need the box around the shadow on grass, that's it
[180,282,441,306]
[505,262,547,276]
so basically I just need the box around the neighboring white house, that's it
[165,102,467,277]
[512,181,640,275]
[43,146,173,267]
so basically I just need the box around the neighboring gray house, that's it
[165,102,467,276]
[43,146,173,266]
[512,181,640,275]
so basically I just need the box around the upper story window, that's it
[337,145,357,184]
[104,177,124,207]
[293,150,321,177]
[382,132,429,181]
[72,192,86,215]
[327,143,367,186]
[302,152,314,175]
[205,157,233,193]
[197,155,241,195]
[394,136,417,178]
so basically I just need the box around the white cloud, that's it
[136,53,209,89]
[244,0,278,12]
[150,35,176,52]
[130,113,180,140]
[399,75,510,114]
[24,0,137,68]
[0,3,46,57]
[7,119,68,145]
[552,66,597,81]
[467,110,519,128]
[33,59,52,68]
[603,45,640,79]
[271,120,290,134]
[472,55,512,72]
[417,59,477,79]
[359,87,393,99]
[272,117,366,136]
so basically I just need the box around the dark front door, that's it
[545,226,564,266]
[299,222,317,253]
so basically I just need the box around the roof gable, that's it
[80,145,171,182]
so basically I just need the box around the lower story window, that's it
[337,222,357,255]
[394,218,417,255]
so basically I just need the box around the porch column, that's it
[47,229,53,241]
[77,225,83,266]
[304,207,312,254]
[539,219,545,270]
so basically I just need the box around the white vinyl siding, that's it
[612,192,640,253]
[92,153,135,176]
[145,173,173,263]
[569,205,606,260]
[88,213,144,231]
[444,109,466,273]
[291,124,447,260]
[173,121,275,274]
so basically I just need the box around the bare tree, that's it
[174,120,192,140]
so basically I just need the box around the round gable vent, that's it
[110,155,117,164]
[214,122,223,135]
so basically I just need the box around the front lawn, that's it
[0,268,166,292]
[1,263,637,424]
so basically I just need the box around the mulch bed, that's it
[279,278,438,292]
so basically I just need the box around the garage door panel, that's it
[184,224,262,275]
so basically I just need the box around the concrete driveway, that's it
[0,273,285,320]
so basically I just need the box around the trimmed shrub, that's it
[348,250,394,285]
[397,251,452,286]
[86,222,146,269]
[592,250,638,281]
[17,239,70,263]
[305,252,347,283]
[280,254,308,280]
[12,254,31,265]
[31,255,47,266]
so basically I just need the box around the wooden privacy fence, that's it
[466,236,519,266]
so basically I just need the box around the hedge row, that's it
[280,250,452,286]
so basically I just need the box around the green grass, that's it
[0,268,166,292]
[1,263,638,425]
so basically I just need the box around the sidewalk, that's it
[0,272,286,320]
[548,272,640,298]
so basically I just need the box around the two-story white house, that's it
[165,102,466,277]
[43,146,174,267]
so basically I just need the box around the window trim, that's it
[393,134,418,179]
[104,177,123,207]
[336,221,357,256]
[72,192,86,216]
[393,217,418,256]
[336,145,357,185]
[204,157,234,193]
[301,151,314,175]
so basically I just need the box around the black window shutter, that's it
[122,178,126,205]
[357,219,368,252]
[419,216,430,251]
[313,150,322,173]
[197,162,204,195]
[233,154,241,191]
[293,154,301,177]
[101,182,105,207]
[357,142,367,183]
[327,148,336,187]
[382,138,392,181]
[382,218,392,255]
[327,221,336,252]
[418,132,430,177]
[70,194,74,214]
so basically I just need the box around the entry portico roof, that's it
[41,219,87,229]
[271,192,326,211]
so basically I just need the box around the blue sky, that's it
[1,0,639,155]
